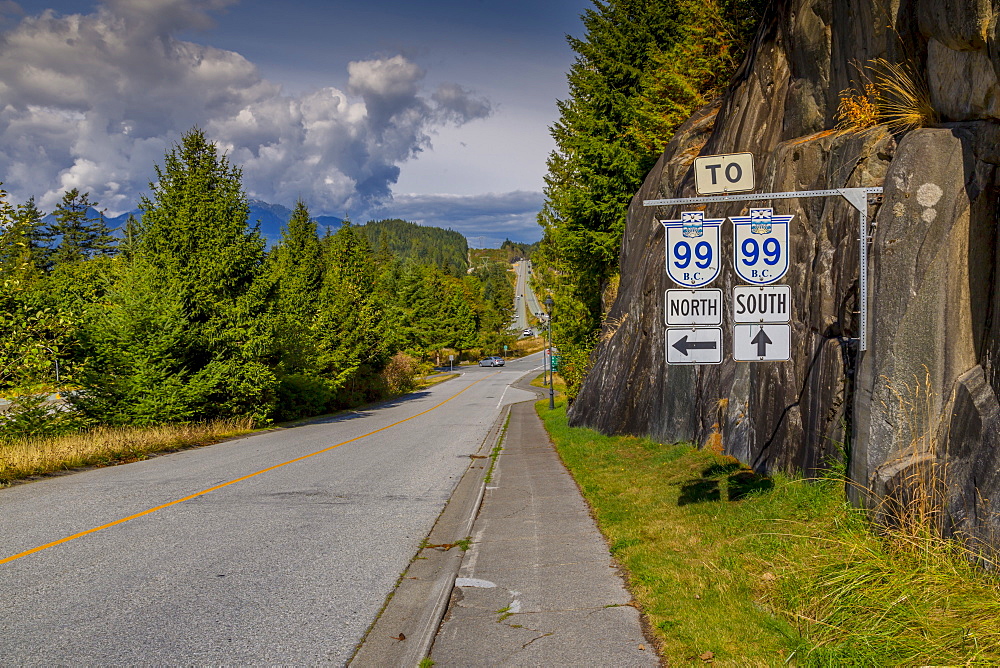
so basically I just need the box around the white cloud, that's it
[0,0,491,216]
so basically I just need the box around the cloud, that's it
[369,191,544,243]
[0,0,492,216]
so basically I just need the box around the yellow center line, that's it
[1,372,497,567]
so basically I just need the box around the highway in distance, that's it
[0,357,540,664]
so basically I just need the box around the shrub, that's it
[379,352,419,395]
[0,394,91,440]
[274,373,335,421]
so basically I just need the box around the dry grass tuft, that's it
[836,81,881,132]
[836,58,938,134]
[0,418,255,484]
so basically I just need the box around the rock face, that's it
[570,0,1000,546]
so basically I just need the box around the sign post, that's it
[646,185,882,352]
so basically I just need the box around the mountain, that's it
[101,200,344,246]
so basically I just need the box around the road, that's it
[0,357,542,664]
[511,259,544,335]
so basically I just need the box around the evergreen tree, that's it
[538,0,763,378]
[48,189,116,265]
[76,128,276,424]
[272,201,323,323]
[267,201,324,381]
[0,186,71,391]
[314,223,389,397]
[0,198,51,277]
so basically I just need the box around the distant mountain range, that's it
[46,200,514,249]
[94,200,344,245]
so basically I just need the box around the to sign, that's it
[733,285,791,323]
[694,152,755,195]
[733,324,790,361]
[661,212,723,287]
[666,289,722,326]
[731,208,792,285]
[667,328,723,365]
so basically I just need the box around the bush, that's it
[379,352,419,395]
[274,373,335,421]
[0,394,91,440]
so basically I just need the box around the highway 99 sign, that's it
[730,208,792,285]
[661,211,724,287]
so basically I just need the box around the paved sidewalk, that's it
[429,386,656,666]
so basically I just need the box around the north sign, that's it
[662,211,723,288]
[693,152,755,196]
[733,285,791,323]
[666,289,722,326]
[667,327,723,365]
[733,324,791,361]
[731,208,792,285]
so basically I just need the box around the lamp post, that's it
[544,296,554,409]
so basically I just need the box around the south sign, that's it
[661,211,724,288]
[730,208,792,285]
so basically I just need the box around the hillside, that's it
[570,0,1000,549]
[358,218,468,276]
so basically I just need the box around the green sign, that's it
[551,355,561,372]
[503,344,508,351]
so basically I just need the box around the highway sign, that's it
[694,152,755,195]
[667,327,723,365]
[666,289,722,326]
[661,211,723,287]
[733,324,790,361]
[733,285,791,323]
[730,208,792,285]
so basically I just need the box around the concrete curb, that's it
[349,400,511,667]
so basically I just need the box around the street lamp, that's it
[544,295,554,409]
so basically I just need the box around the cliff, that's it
[569,0,1000,546]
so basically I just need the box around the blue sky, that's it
[0,0,593,243]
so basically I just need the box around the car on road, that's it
[479,356,505,367]
[522,328,533,337]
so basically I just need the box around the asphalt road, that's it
[512,259,544,335]
[0,357,542,665]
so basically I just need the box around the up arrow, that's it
[751,328,772,357]
[672,335,718,357]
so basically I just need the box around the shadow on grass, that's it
[678,479,721,505]
[678,462,774,505]
[728,470,774,501]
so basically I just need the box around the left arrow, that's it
[672,335,718,357]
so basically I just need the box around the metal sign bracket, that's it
[643,187,883,350]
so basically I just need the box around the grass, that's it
[416,372,459,390]
[513,336,546,356]
[536,398,1000,665]
[0,418,255,485]
[836,58,938,134]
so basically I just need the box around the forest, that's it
[0,128,516,434]
[533,0,766,395]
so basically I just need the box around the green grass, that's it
[537,399,1000,665]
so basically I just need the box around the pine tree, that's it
[76,128,277,424]
[538,0,763,360]
[48,189,116,265]
[271,201,323,323]
[267,201,324,381]
[314,223,389,397]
